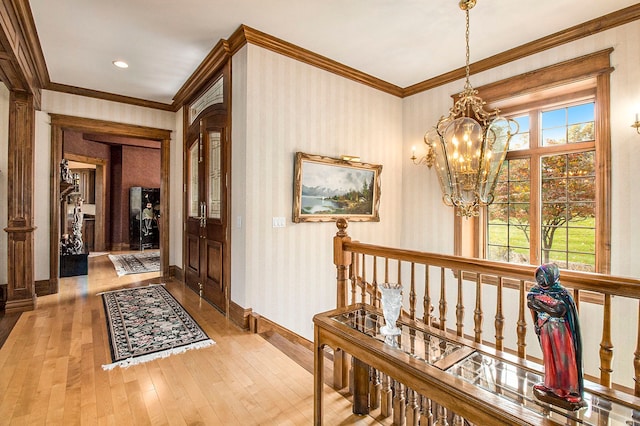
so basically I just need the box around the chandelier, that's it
[424,0,518,218]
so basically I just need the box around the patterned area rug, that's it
[108,251,160,276]
[101,285,214,370]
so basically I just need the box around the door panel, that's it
[185,136,204,295]
[202,128,226,309]
[204,241,223,307]
[186,233,199,272]
[184,122,228,313]
[208,130,222,220]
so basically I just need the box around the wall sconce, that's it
[410,141,435,168]
[633,113,640,134]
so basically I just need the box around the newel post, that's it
[334,218,352,309]
[332,218,352,390]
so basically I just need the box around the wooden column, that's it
[4,91,37,313]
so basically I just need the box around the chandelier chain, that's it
[464,9,471,90]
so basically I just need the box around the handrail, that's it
[342,240,640,299]
[332,218,640,407]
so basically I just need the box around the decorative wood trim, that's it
[596,72,612,274]
[49,114,171,140]
[229,300,252,330]
[45,82,173,111]
[20,4,640,111]
[168,265,183,282]
[0,283,6,310]
[159,129,171,278]
[470,49,614,104]
[63,153,107,166]
[34,279,53,296]
[0,0,46,108]
[403,4,640,97]
[250,312,313,352]
[172,39,230,110]
[246,26,403,97]
[49,115,172,289]
[4,91,36,313]
[174,23,405,109]
[236,25,404,98]
[49,120,62,292]
[64,153,107,252]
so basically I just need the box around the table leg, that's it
[314,327,324,425]
[352,357,370,415]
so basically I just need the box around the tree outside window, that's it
[487,101,597,272]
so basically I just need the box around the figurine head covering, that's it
[535,263,560,289]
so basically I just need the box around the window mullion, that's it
[529,111,542,265]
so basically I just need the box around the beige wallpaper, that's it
[232,44,403,340]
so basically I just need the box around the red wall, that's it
[110,145,161,247]
[63,130,160,250]
[64,131,112,159]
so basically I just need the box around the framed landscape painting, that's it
[293,152,382,223]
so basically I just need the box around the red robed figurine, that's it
[527,263,587,411]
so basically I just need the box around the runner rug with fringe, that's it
[101,285,214,370]
[108,251,160,276]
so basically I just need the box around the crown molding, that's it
[235,25,404,98]
[0,0,48,109]
[403,3,640,97]
[22,3,640,111]
[171,39,230,110]
[45,82,174,111]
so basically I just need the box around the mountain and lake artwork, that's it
[293,152,381,223]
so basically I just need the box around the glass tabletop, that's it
[448,351,639,426]
[331,307,472,370]
[330,306,639,426]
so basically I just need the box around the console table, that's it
[313,304,638,425]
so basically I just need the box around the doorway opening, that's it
[48,114,171,294]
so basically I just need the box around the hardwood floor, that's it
[0,254,384,425]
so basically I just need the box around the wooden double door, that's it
[185,113,229,312]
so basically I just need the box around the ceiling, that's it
[29,0,640,106]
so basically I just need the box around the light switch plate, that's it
[272,217,286,228]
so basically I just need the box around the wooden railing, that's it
[331,219,640,414]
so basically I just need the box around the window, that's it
[487,101,597,271]
[454,49,612,273]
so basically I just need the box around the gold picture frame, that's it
[293,152,381,223]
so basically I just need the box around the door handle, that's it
[200,202,207,227]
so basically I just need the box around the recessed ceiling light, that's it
[112,60,129,69]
